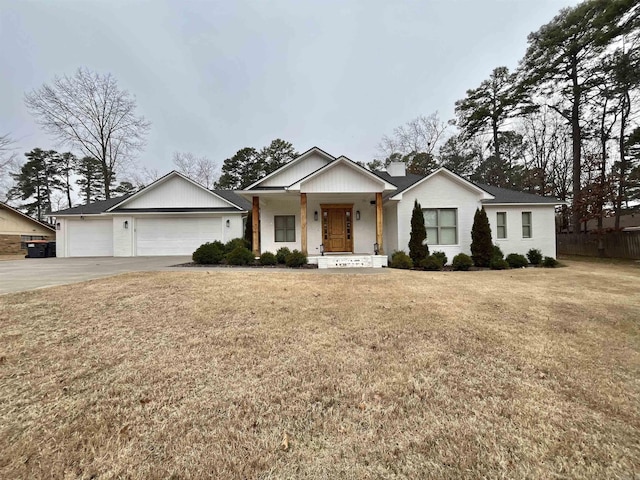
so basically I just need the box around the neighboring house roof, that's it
[475,183,565,205]
[0,201,56,232]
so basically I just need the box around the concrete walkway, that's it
[0,256,191,294]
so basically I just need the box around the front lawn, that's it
[1,260,638,478]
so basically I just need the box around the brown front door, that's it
[322,205,353,252]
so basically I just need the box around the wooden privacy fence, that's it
[557,232,640,259]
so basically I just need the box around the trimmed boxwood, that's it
[432,250,448,266]
[285,249,307,267]
[420,255,444,271]
[452,253,473,271]
[490,258,510,270]
[192,241,226,265]
[225,246,255,265]
[492,245,504,261]
[225,237,250,253]
[259,251,277,266]
[506,253,528,268]
[276,247,291,264]
[389,251,413,269]
[542,256,559,268]
[527,248,543,265]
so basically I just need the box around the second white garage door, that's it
[135,217,223,256]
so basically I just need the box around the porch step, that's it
[311,255,388,269]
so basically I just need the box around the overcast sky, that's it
[1,0,579,176]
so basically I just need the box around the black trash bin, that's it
[46,241,56,257]
[26,241,48,258]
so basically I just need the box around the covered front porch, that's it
[251,192,386,259]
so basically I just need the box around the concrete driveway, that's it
[0,256,191,294]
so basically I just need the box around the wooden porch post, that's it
[252,196,260,256]
[300,193,307,255]
[376,192,384,254]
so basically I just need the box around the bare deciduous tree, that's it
[377,112,449,159]
[172,152,219,188]
[25,68,151,199]
[0,133,20,201]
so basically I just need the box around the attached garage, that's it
[135,216,222,256]
[50,172,250,258]
[67,218,114,257]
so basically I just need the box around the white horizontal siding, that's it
[124,176,230,209]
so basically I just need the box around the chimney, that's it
[386,161,406,177]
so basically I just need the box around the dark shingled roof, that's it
[474,183,564,204]
[213,190,252,210]
[51,190,251,216]
[373,171,424,196]
[51,194,133,215]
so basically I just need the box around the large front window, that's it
[424,208,457,245]
[274,215,295,242]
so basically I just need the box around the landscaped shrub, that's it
[225,237,250,253]
[527,248,543,265]
[492,245,504,261]
[409,200,429,265]
[225,246,255,265]
[471,208,493,267]
[192,241,226,265]
[285,249,307,267]
[389,251,413,269]
[490,258,510,270]
[420,255,444,271]
[506,253,528,268]
[432,250,448,266]
[452,253,473,271]
[259,251,277,266]
[542,256,559,268]
[276,247,291,264]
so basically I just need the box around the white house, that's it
[50,147,562,265]
[239,147,562,267]
[51,171,249,257]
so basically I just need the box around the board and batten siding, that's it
[260,152,331,187]
[300,163,383,193]
[259,196,301,254]
[383,202,399,254]
[396,173,483,262]
[122,176,231,209]
[484,205,557,258]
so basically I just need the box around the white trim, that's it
[287,156,396,192]
[106,171,242,211]
[244,147,335,190]
[390,167,494,201]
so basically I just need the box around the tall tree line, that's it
[376,0,639,232]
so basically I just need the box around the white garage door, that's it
[68,219,114,257]
[135,217,222,256]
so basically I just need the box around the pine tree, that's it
[75,156,105,204]
[470,208,493,267]
[408,199,428,265]
[10,148,62,220]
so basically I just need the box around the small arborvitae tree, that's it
[409,199,429,265]
[244,210,253,250]
[470,207,493,267]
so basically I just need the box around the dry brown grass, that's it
[1,259,639,479]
